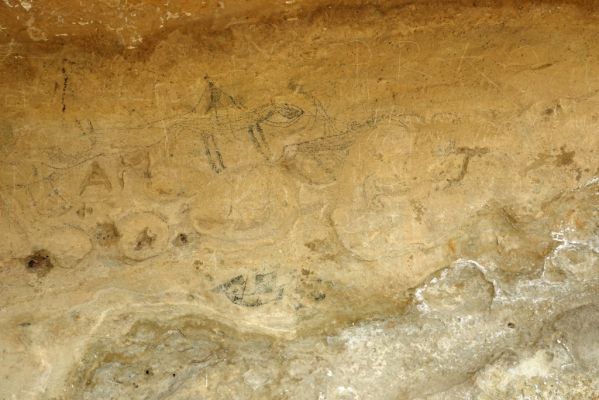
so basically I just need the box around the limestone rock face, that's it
[1,1,599,399]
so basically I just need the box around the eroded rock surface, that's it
[1,1,599,399]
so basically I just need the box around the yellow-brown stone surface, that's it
[1,1,599,399]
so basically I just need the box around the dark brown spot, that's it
[173,233,189,247]
[95,222,120,247]
[313,292,326,301]
[76,204,93,218]
[135,227,156,250]
[24,250,54,277]
[555,146,575,166]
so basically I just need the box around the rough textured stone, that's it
[1,1,599,399]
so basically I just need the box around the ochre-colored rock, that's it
[1,1,599,399]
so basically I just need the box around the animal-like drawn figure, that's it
[247,102,304,161]
[157,77,347,175]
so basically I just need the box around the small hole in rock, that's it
[95,222,120,247]
[173,233,189,246]
[313,292,326,301]
[24,250,54,277]
[507,322,515,328]
[135,227,156,250]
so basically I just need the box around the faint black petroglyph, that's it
[119,151,150,189]
[0,120,16,156]
[61,60,68,113]
[0,78,362,202]
[75,119,94,135]
[80,161,112,195]
[213,272,284,307]
[201,132,225,174]
[166,77,243,174]
[298,268,333,302]
[447,146,490,185]
[281,130,357,184]
[25,176,73,217]
[116,212,169,261]
[248,102,304,160]
[154,77,349,177]
[94,222,120,247]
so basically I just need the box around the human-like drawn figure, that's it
[165,78,244,174]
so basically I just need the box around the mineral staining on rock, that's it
[116,212,169,261]
[1,1,599,399]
